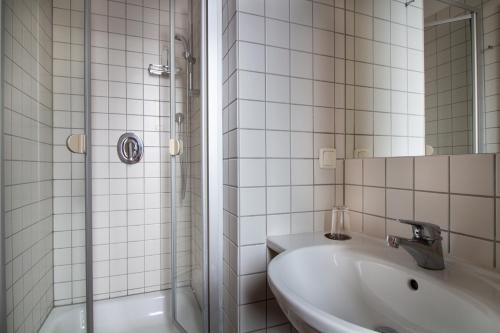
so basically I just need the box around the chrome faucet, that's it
[387,220,445,270]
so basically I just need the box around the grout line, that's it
[288,5,292,235]
[142,0,146,298]
[70,0,75,304]
[372,2,375,158]
[348,209,496,242]
[311,1,315,234]
[343,1,347,200]
[494,154,497,268]
[263,2,268,328]
[405,0,409,155]
[341,182,498,199]
[361,159,365,233]
[389,0,393,156]
[384,158,387,236]
[447,155,451,254]
[412,156,415,220]
[232,122,427,137]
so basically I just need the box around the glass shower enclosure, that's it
[0,0,210,332]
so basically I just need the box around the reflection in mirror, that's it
[424,0,475,155]
[349,0,426,158]
[349,0,497,158]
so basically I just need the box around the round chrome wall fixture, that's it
[117,132,144,164]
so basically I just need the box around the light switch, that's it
[319,148,336,169]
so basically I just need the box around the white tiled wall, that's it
[3,0,54,331]
[345,153,498,270]
[221,1,498,332]
[222,0,426,331]
[228,153,499,332]
[222,0,345,331]
[88,0,193,300]
[52,0,87,306]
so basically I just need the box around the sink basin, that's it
[268,243,500,333]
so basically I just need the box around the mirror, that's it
[347,0,495,158]
[424,0,478,155]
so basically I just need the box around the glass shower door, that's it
[169,0,204,332]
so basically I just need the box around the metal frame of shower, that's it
[206,0,224,330]
[424,0,485,153]
[169,0,224,331]
[0,0,5,332]
[84,0,94,331]
[169,0,180,329]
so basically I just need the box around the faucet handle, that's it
[398,219,442,241]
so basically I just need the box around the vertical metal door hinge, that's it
[67,134,87,154]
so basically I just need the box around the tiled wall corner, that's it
[222,0,238,331]
[3,0,55,331]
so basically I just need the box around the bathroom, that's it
[0,0,499,332]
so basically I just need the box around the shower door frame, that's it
[84,0,94,331]
[205,0,224,331]
[0,1,5,333]
[169,0,224,332]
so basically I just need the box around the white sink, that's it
[268,242,500,333]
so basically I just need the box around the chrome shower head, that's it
[175,33,196,64]
[175,34,189,52]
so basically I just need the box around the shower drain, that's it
[374,326,399,333]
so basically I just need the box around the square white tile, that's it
[450,154,494,196]
[414,156,449,192]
